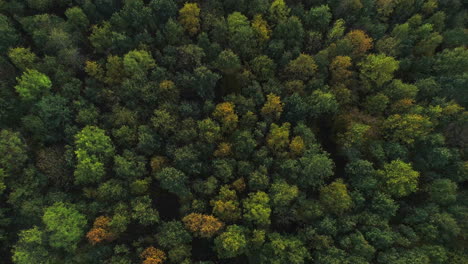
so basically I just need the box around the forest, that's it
[0,0,467,263]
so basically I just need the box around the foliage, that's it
[1,1,467,263]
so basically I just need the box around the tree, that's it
[261,93,283,120]
[86,216,116,245]
[12,227,50,264]
[0,15,19,53]
[123,49,155,76]
[243,191,271,226]
[178,3,200,36]
[156,221,192,249]
[252,15,271,44]
[259,233,310,264]
[0,130,27,174]
[214,225,247,258]
[274,16,304,50]
[211,185,242,222]
[319,179,353,215]
[269,0,290,22]
[74,126,114,184]
[297,151,334,189]
[131,196,160,225]
[14,69,51,101]
[358,54,399,87]
[270,179,298,208]
[140,246,167,264]
[305,5,331,32]
[344,30,373,57]
[193,66,221,100]
[284,54,317,81]
[428,179,457,206]
[149,0,177,24]
[213,102,238,131]
[35,95,71,141]
[8,47,38,70]
[215,49,241,74]
[329,56,352,85]
[42,202,87,251]
[155,167,189,196]
[267,123,290,154]
[379,160,419,197]
[65,6,89,30]
[227,12,257,59]
[250,55,275,81]
[383,114,432,144]
[183,213,224,238]
[307,90,339,117]
[75,126,114,162]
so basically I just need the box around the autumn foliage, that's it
[86,216,116,245]
[182,213,224,238]
[140,246,166,264]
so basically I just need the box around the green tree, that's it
[305,5,331,32]
[75,126,115,162]
[42,202,87,251]
[270,179,298,208]
[14,69,52,101]
[359,54,399,87]
[12,227,50,264]
[156,221,192,249]
[155,167,189,196]
[123,49,155,76]
[8,47,38,70]
[428,179,457,206]
[383,114,432,144]
[250,55,275,81]
[65,6,89,30]
[243,191,271,226]
[214,225,247,258]
[319,179,353,215]
[74,126,114,184]
[379,160,420,197]
[297,151,334,189]
[0,130,27,174]
[227,12,257,58]
[269,0,290,22]
[259,233,309,264]
[0,15,19,53]
[284,54,317,81]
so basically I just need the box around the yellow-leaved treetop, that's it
[182,213,224,238]
[329,56,352,85]
[213,102,238,131]
[344,30,373,57]
[289,136,305,157]
[86,216,116,245]
[261,93,284,120]
[252,15,271,43]
[178,3,201,36]
[140,246,166,264]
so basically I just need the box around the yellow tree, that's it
[182,213,224,238]
[344,30,373,57]
[261,93,283,120]
[252,15,271,43]
[213,102,238,131]
[86,216,116,245]
[140,246,166,264]
[329,56,352,85]
[267,123,290,154]
[178,3,201,36]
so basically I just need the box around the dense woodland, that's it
[0,0,467,263]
